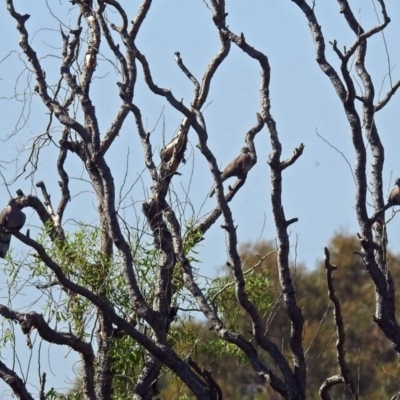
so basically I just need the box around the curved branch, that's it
[0,360,34,400]
[319,375,345,400]
[0,304,96,399]
[196,113,264,234]
[6,1,91,143]
[174,51,200,98]
[291,0,347,102]
[56,128,71,222]
[375,78,400,111]
[9,231,214,398]
[324,248,357,399]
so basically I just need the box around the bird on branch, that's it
[370,178,400,224]
[161,131,188,174]
[388,178,400,206]
[209,146,255,197]
[0,198,26,258]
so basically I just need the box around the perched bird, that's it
[74,0,92,15]
[370,178,400,224]
[161,134,180,163]
[161,131,188,174]
[210,146,255,197]
[0,199,26,258]
[388,178,400,206]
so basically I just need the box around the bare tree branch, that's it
[323,247,357,400]
[0,304,96,399]
[0,360,34,400]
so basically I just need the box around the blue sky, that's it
[1,0,400,396]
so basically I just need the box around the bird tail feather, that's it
[0,233,11,258]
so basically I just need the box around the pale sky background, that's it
[1,0,400,397]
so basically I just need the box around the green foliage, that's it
[45,387,61,400]
[109,335,143,400]
[160,233,400,399]
[159,243,277,399]
[24,221,208,398]
[8,219,397,399]
[183,223,204,263]
[0,223,184,398]
[201,336,248,364]
[0,325,14,351]
[207,267,272,332]
[298,232,400,399]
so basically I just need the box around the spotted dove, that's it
[389,178,400,206]
[210,146,255,197]
[0,199,26,258]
